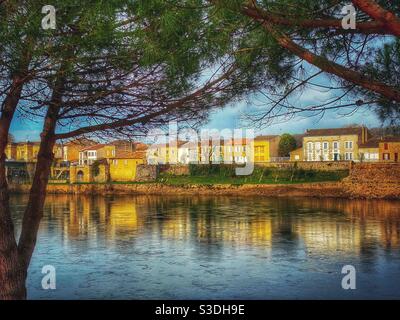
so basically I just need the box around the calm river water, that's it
[10,194,400,299]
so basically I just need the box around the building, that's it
[5,143,17,160]
[5,141,63,162]
[147,141,186,164]
[302,127,371,162]
[290,147,304,162]
[359,138,380,162]
[108,150,146,181]
[16,141,40,161]
[78,144,116,165]
[254,135,281,163]
[379,137,400,162]
[62,138,97,164]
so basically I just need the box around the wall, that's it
[135,165,158,182]
[290,148,303,162]
[109,158,144,181]
[159,164,190,176]
[342,163,400,199]
[254,140,270,162]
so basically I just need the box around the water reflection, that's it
[9,195,400,299]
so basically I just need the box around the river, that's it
[9,194,400,299]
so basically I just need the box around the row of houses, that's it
[5,126,400,181]
[146,135,282,165]
[290,127,400,163]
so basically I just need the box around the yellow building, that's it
[63,138,97,163]
[302,127,370,162]
[14,141,40,161]
[254,135,280,163]
[78,144,116,165]
[5,143,17,160]
[109,151,145,181]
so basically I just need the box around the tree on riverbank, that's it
[278,134,297,157]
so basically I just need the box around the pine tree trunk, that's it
[0,75,27,299]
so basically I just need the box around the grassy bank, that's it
[157,165,349,185]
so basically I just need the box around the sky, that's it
[9,75,382,142]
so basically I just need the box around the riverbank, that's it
[8,163,400,199]
[7,181,400,199]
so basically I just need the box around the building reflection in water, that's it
[9,194,398,257]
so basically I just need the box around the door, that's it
[395,153,399,162]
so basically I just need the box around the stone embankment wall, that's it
[342,163,400,199]
[9,182,345,198]
[135,165,158,182]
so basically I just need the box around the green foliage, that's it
[278,134,297,157]
[182,164,348,184]
[189,164,236,177]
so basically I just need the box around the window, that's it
[307,142,314,161]
[383,153,390,161]
[384,143,389,150]
[323,142,329,150]
[345,141,353,149]
[345,152,353,160]
[333,141,339,150]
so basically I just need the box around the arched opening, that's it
[77,170,84,183]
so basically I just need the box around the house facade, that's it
[302,127,370,162]
[78,144,116,166]
[108,150,145,181]
[254,135,280,163]
[379,138,400,162]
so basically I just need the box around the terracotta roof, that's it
[151,140,187,148]
[65,138,97,146]
[360,136,400,148]
[254,135,279,141]
[79,144,106,152]
[113,150,146,159]
[304,127,364,137]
